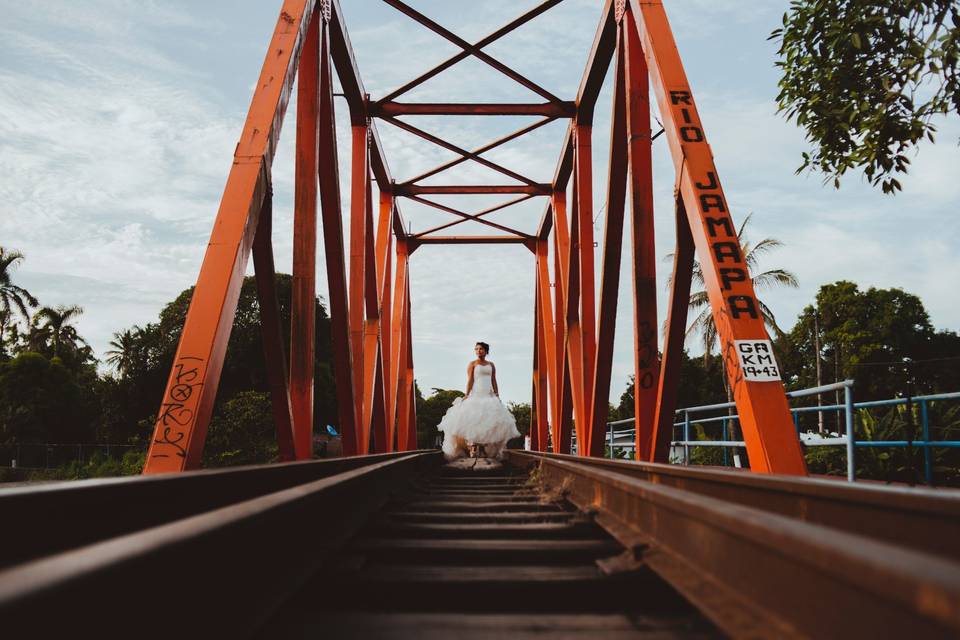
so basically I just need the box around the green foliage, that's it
[203,391,278,467]
[416,387,464,448]
[0,260,339,479]
[771,1,960,193]
[612,352,730,424]
[507,402,531,436]
[777,281,960,401]
[0,352,97,444]
[0,247,39,358]
[28,449,145,481]
[507,401,531,450]
[689,423,726,467]
[679,213,799,359]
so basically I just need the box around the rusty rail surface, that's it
[510,451,960,559]
[508,451,960,639]
[0,452,442,637]
[3,453,959,638]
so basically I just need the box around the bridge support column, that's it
[290,8,320,460]
[252,188,297,462]
[551,189,574,454]
[626,0,807,474]
[622,8,660,462]
[143,0,319,473]
[587,23,629,458]
[317,10,359,457]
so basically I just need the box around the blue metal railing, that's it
[602,381,960,483]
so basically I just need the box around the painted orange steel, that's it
[348,125,369,453]
[533,238,554,452]
[411,235,530,246]
[404,195,532,239]
[414,195,535,238]
[407,119,556,187]
[143,0,316,473]
[290,9,320,460]
[380,0,564,105]
[551,191,573,454]
[627,0,806,474]
[316,15,358,457]
[623,8,659,461]
[377,0,565,104]
[396,273,417,451]
[396,184,550,196]
[389,240,409,451]
[587,27,628,457]
[531,279,542,452]
[374,102,574,117]
[560,124,600,456]
[376,192,395,450]
[383,116,541,188]
[144,0,807,476]
[648,201,694,461]
[360,169,388,453]
[251,190,297,462]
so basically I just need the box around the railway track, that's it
[1,451,958,638]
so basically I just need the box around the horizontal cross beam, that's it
[410,235,534,252]
[395,184,550,196]
[372,102,575,117]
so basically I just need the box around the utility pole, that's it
[814,308,824,433]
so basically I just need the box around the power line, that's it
[848,355,960,367]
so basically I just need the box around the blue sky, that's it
[2,0,958,406]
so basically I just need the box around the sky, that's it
[1,0,958,408]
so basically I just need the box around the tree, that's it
[0,352,96,444]
[203,391,278,467]
[0,247,39,355]
[105,327,141,378]
[771,1,960,193]
[778,281,960,402]
[94,274,338,453]
[612,352,728,422]
[33,305,87,358]
[416,387,464,448]
[507,402,531,450]
[682,214,798,361]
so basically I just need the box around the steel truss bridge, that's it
[2,1,959,638]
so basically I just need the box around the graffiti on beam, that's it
[722,337,746,394]
[151,356,205,459]
[668,89,761,323]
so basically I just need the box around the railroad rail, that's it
[2,454,959,638]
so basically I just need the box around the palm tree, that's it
[33,304,86,357]
[684,213,799,358]
[670,214,798,463]
[105,327,140,377]
[0,247,39,350]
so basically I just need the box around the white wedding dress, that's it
[438,362,520,460]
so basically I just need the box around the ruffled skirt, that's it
[437,393,520,460]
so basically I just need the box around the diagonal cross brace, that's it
[380,0,564,104]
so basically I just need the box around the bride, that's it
[438,341,520,460]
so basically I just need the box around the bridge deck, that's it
[264,464,717,638]
[1,452,959,638]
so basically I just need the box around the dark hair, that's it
[475,341,490,353]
